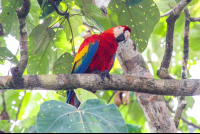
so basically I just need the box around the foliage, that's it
[0,0,200,133]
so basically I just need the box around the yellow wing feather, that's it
[72,45,89,72]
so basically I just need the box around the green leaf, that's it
[185,96,195,109]
[74,88,98,103]
[17,91,43,119]
[79,0,92,19]
[36,100,128,133]
[126,124,142,133]
[125,0,143,6]
[31,17,55,54]
[0,37,6,47]
[37,0,62,18]
[0,6,19,39]
[90,5,112,31]
[18,117,36,128]
[26,125,37,133]
[62,10,83,39]
[0,120,11,132]
[190,27,200,51]
[53,52,74,74]
[0,47,18,64]
[108,0,160,52]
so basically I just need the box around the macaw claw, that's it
[92,70,111,81]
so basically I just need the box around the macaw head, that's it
[103,26,131,43]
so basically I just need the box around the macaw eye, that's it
[118,27,120,29]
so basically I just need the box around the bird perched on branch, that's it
[67,26,131,107]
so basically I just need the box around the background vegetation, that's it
[0,0,200,133]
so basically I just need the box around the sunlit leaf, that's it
[62,10,83,39]
[0,47,18,65]
[26,125,37,133]
[108,0,160,52]
[53,52,74,74]
[74,88,98,103]
[36,100,128,133]
[126,124,142,133]
[31,17,55,54]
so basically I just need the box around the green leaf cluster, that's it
[0,0,200,133]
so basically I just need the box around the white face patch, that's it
[124,30,130,40]
[113,26,125,38]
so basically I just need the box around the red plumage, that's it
[67,26,131,107]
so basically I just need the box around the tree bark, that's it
[116,39,177,132]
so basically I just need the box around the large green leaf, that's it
[0,4,20,39]
[27,17,57,75]
[74,88,98,103]
[126,124,141,133]
[62,10,83,39]
[26,125,37,133]
[31,17,55,54]
[27,36,55,75]
[108,0,160,52]
[0,47,18,65]
[36,100,128,133]
[78,0,92,19]
[90,5,112,31]
[0,0,34,39]
[53,52,74,74]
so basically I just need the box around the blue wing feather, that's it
[67,41,99,104]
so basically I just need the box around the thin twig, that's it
[181,117,200,129]
[166,100,200,130]
[160,9,173,17]
[48,0,69,17]
[189,17,200,22]
[157,0,192,79]
[174,8,190,128]
[107,91,117,104]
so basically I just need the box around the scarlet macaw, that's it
[67,26,131,107]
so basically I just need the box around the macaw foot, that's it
[92,70,111,81]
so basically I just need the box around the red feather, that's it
[67,26,131,107]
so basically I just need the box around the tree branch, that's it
[48,0,69,17]
[107,91,117,104]
[157,0,192,79]
[166,100,200,130]
[0,74,200,96]
[174,8,190,128]
[0,129,7,133]
[189,17,200,22]
[10,0,30,88]
[116,39,177,132]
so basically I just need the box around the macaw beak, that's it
[116,32,125,43]
[116,30,130,43]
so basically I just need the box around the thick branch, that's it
[157,0,191,79]
[11,0,30,88]
[116,39,177,132]
[0,74,200,96]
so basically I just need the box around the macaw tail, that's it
[66,90,80,107]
